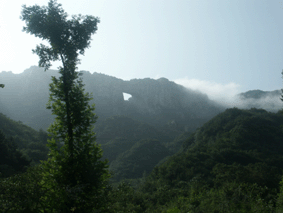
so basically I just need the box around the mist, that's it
[174,77,283,112]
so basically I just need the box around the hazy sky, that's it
[1,0,283,98]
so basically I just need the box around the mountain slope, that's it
[236,89,282,112]
[0,130,30,177]
[142,108,283,192]
[109,139,172,181]
[0,113,49,164]
[0,66,224,131]
[95,115,172,164]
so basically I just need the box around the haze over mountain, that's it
[0,66,225,132]
[175,78,282,112]
[1,66,281,132]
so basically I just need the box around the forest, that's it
[1,0,283,212]
[3,104,283,212]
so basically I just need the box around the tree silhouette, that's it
[21,0,109,211]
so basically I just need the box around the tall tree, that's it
[21,0,109,211]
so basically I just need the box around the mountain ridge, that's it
[0,66,223,131]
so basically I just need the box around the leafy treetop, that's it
[21,0,100,71]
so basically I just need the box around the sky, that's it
[1,0,283,101]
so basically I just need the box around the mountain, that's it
[0,113,48,154]
[0,113,49,176]
[94,115,185,180]
[0,109,182,181]
[2,66,283,183]
[0,66,224,131]
[236,89,282,112]
[121,108,283,212]
[0,129,30,178]
[109,139,172,181]
[141,108,283,192]
[238,89,281,99]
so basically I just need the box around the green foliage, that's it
[0,113,48,147]
[126,108,283,212]
[105,182,147,212]
[0,84,4,88]
[20,0,109,211]
[21,0,100,71]
[0,166,45,212]
[2,104,283,212]
[110,139,172,181]
[0,130,30,177]
[0,113,50,164]
[93,115,184,182]
[103,179,277,212]
[166,131,193,153]
[145,108,283,190]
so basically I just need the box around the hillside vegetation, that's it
[0,113,49,166]
[0,112,188,182]
[105,108,283,212]
[3,107,283,212]
[143,108,283,189]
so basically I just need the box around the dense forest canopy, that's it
[2,105,283,212]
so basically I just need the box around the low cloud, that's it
[235,95,282,112]
[174,77,282,112]
[174,77,241,105]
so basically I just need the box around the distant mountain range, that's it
[0,66,282,132]
[236,89,282,112]
[0,66,222,131]
[238,89,281,99]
